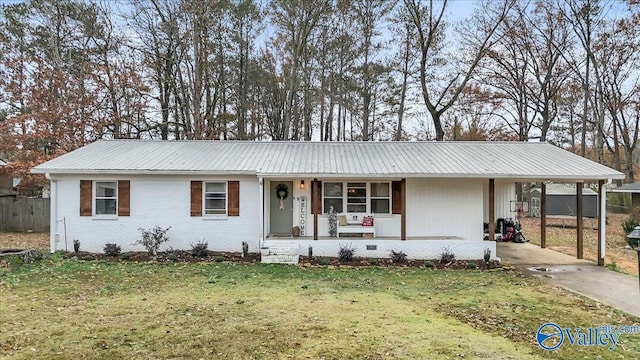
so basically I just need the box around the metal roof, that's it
[31,140,625,181]
[610,182,640,193]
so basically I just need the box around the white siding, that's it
[483,180,517,221]
[406,178,483,241]
[50,175,260,253]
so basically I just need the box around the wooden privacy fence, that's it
[0,197,50,232]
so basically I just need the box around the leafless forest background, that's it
[0,0,638,186]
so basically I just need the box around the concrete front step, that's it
[260,243,299,264]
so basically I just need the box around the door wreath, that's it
[276,184,289,210]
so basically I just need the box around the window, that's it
[322,181,391,214]
[204,182,227,215]
[370,182,390,213]
[95,181,117,215]
[347,182,366,213]
[323,182,343,213]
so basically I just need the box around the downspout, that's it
[46,173,57,253]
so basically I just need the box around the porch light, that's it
[300,180,305,190]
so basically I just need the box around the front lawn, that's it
[1,257,638,359]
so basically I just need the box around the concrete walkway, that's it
[498,242,640,317]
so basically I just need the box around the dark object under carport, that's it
[530,183,598,218]
[626,225,640,294]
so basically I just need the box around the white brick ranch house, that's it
[31,140,624,262]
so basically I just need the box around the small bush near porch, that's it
[1,258,639,359]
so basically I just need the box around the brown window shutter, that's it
[80,180,92,216]
[311,180,322,214]
[118,180,130,216]
[228,181,240,216]
[392,181,402,214]
[190,181,202,216]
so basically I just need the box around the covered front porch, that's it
[259,177,502,262]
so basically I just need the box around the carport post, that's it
[541,182,546,248]
[577,183,584,259]
[489,179,495,242]
[597,180,605,266]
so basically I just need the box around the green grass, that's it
[1,257,639,359]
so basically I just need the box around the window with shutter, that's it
[204,182,226,215]
[81,180,130,217]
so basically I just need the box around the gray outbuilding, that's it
[529,183,598,218]
[610,182,640,213]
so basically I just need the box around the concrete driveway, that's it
[498,242,640,317]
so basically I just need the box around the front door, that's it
[270,181,294,235]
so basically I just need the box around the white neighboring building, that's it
[31,140,624,261]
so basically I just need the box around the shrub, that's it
[440,246,455,264]
[214,255,225,262]
[467,261,478,269]
[368,258,379,265]
[424,260,435,268]
[319,258,331,266]
[73,239,81,254]
[622,215,639,235]
[389,250,407,264]
[191,241,208,257]
[104,243,121,257]
[484,248,492,264]
[167,253,178,261]
[135,226,171,259]
[120,253,131,260]
[242,241,249,258]
[338,243,355,263]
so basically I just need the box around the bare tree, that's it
[269,0,332,140]
[403,0,514,140]
[562,0,610,161]
[599,15,639,181]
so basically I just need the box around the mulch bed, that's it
[63,250,261,264]
[3,249,502,270]
[299,256,502,270]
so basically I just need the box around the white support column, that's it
[258,177,265,248]
[599,182,607,261]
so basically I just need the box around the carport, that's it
[490,177,624,266]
